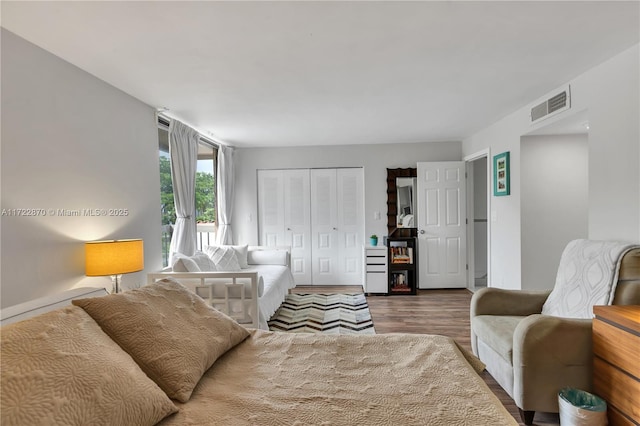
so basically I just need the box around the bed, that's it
[0,280,518,426]
[159,330,517,425]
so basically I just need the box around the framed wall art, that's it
[493,151,510,196]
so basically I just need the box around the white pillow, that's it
[247,249,289,266]
[204,245,248,269]
[205,246,241,271]
[172,251,216,272]
[172,253,199,272]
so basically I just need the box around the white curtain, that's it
[168,119,199,262]
[216,144,235,244]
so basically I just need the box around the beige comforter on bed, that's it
[159,330,517,425]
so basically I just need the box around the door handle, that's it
[333,227,337,231]
[419,229,425,234]
[287,228,291,231]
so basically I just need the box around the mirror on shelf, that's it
[396,177,416,228]
[386,168,418,236]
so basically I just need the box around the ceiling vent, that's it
[531,85,571,124]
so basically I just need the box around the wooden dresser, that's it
[593,305,640,426]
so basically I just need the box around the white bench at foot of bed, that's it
[147,271,261,329]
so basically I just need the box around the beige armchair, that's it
[471,243,640,425]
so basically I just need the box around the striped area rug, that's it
[268,293,376,334]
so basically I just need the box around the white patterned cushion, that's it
[204,245,248,269]
[205,246,241,271]
[542,239,639,318]
[172,251,216,272]
[172,252,198,272]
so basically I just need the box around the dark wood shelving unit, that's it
[387,237,418,295]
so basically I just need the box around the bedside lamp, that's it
[85,239,144,293]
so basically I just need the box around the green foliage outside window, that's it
[195,170,216,223]
[159,156,216,226]
[159,156,176,226]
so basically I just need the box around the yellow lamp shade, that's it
[85,239,144,276]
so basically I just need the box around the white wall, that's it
[462,44,640,290]
[582,46,640,241]
[233,142,462,246]
[1,30,162,307]
[520,134,588,291]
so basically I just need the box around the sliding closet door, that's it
[310,168,364,285]
[283,170,312,284]
[260,168,363,286]
[310,169,339,285]
[258,169,312,285]
[335,168,364,285]
[257,170,285,247]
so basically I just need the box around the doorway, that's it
[465,150,491,292]
[520,110,589,291]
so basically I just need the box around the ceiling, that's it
[2,1,638,148]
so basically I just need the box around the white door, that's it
[283,170,312,284]
[310,169,339,285]
[257,170,285,248]
[416,162,467,288]
[335,168,364,285]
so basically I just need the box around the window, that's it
[158,123,218,267]
[195,142,217,251]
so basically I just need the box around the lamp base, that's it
[110,274,123,293]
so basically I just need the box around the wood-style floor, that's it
[292,286,560,426]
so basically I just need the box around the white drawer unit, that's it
[364,246,388,294]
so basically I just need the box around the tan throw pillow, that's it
[0,306,177,426]
[72,278,250,402]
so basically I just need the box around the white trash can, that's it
[558,388,608,426]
